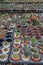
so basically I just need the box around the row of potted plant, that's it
[11,27,43,62]
[0,27,14,61]
[0,13,41,27]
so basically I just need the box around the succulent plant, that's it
[13,54,19,58]
[31,47,38,53]
[31,36,37,44]
[13,48,19,52]
[15,30,19,36]
[23,45,30,57]
[33,54,39,59]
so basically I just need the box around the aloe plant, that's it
[33,19,38,26]
[23,45,30,57]
[15,29,19,36]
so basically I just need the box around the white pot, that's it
[22,54,30,61]
[14,39,21,44]
[3,42,10,48]
[0,54,8,61]
[2,48,10,54]
[12,49,20,54]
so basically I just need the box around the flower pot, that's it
[32,54,41,62]
[11,54,20,61]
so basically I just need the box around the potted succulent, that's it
[32,54,41,62]
[32,15,38,27]
[22,36,28,47]
[30,37,37,48]
[22,45,30,61]
[30,47,38,54]
[12,47,20,54]
[14,39,21,44]
[14,30,20,39]
[3,41,10,48]
[0,53,8,61]
[22,45,29,53]
[22,36,28,43]
[31,36,37,43]
[13,39,21,48]
[11,54,20,61]
[2,47,10,54]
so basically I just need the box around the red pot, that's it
[32,56,41,62]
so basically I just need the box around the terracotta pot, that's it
[32,56,41,62]
[13,44,20,48]
[22,40,28,44]
[40,49,43,54]
[11,55,20,61]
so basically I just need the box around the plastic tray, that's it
[10,25,43,64]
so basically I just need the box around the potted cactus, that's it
[30,47,38,54]
[14,29,20,39]
[22,36,28,47]
[32,15,38,27]
[22,45,30,61]
[12,47,20,54]
[11,54,20,61]
[30,36,37,48]
[32,54,41,62]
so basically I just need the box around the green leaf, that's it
[31,37,37,43]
